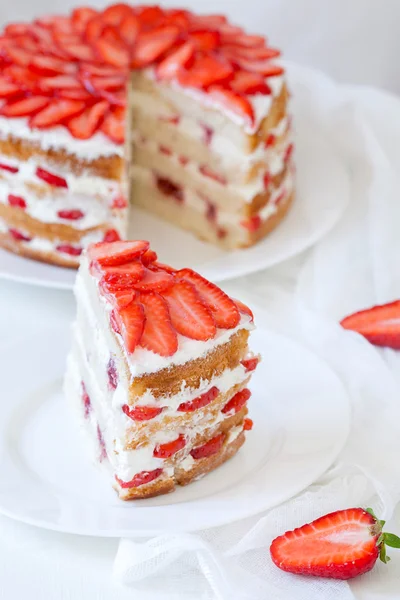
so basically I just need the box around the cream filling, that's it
[0,116,123,159]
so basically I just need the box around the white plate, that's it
[0,323,349,537]
[0,65,350,289]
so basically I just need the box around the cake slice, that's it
[64,239,259,499]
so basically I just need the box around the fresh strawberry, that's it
[4,46,31,66]
[88,240,149,267]
[225,45,280,60]
[116,468,163,489]
[164,280,216,341]
[103,228,121,242]
[0,96,49,118]
[177,54,233,89]
[243,418,253,431]
[232,298,254,321]
[71,7,98,33]
[241,215,261,232]
[56,244,82,256]
[41,74,83,90]
[101,262,145,287]
[79,63,120,77]
[109,309,121,334]
[0,162,19,174]
[224,33,265,48]
[209,87,255,127]
[85,74,125,92]
[133,268,174,292]
[122,404,164,422]
[189,30,220,51]
[270,507,400,580]
[138,291,178,356]
[0,76,22,98]
[8,194,26,209]
[141,249,158,266]
[190,433,225,460]
[101,107,125,143]
[114,302,145,353]
[57,88,93,101]
[94,36,129,69]
[99,281,136,309]
[199,165,227,185]
[178,386,219,412]
[120,13,140,45]
[153,434,186,458]
[230,70,271,95]
[102,4,134,26]
[241,357,259,372]
[29,55,75,76]
[340,300,400,349]
[53,33,96,62]
[131,25,180,68]
[84,16,105,43]
[156,41,195,80]
[30,99,85,129]
[57,209,84,220]
[235,58,284,77]
[9,228,32,242]
[36,167,68,188]
[67,101,109,139]
[137,5,165,26]
[152,261,176,275]
[177,268,240,329]
[222,388,251,414]
[190,14,227,28]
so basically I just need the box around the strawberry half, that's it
[164,280,216,341]
[88,240,150,267]
[138,291,178,357]
[270,507,400,580]
[340,300,400,350]
[208,87,255,127]
[177,268,240,329]
[114,301,145,353]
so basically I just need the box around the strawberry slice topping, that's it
[156,41,195,80]
[235,58,284,77]
[8,194,26,209]
[340,300,400,349]
[177,268,240,329]
[120,14,140,45]
[114,302,145,353]
[141,249,158,266]
[230,70,271,95]
[71,7,98,33]
[0,76,22,98]
[131,25,180,68]
[0,96,49,117]
[153,434,186,458]
[133,268,174,292]
[138,291,178,357]
[103,229,121,243]
[101,107,125,143]
[30,99,85,129]
[36,167,68,188]
[164,280,216,341]
[94,36,129,69]
[101,262,145,287]
[99,282,136,310]
[178,386,219,412]
[88,240,149,266]
[233,298,254,321]
[177,54,233,89]
[67,100,109,140]
[189,30,220,51]
[29,55,76,76]
[116,468,163,489]
[190,433,225,460]
[208,87,255,127]
[222,388,251,414]
[122,404,164,422]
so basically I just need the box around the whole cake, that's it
[0,5,293,267]
[64,240,259,499]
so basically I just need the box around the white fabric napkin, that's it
[113,71,400,599]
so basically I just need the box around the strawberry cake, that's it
[64,240,259,499]
[0,4,293,267]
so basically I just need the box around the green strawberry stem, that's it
[366,508,400,563]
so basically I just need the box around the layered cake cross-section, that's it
[64,240,259,499]
[0,4,293,266]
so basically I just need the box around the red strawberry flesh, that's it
[340,300,400,350]
[88,240,150,267]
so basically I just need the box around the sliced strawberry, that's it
[56,244,82,256]
[141,249,158,266]
[138,291,178,357]
[4,45,31,66]
[177,268,240,329]
[131,25,180,68]
[94,37,129,68]
[36,167,68,188]
[85,16,105,43]
[30,99,85,129]
[190,14,227,28]
[224,33,265,48]
[232,298,254,321]
[265,134,276,148]
[156,41,195,80]
[199,165,227,185]
[111,195,128,209]
[163,280,216,341]
[155,176,184,203]
[29,55,75,77]
[88,240,149,267]
[241,215,261,232]
[101,262,145,287]
[114,301,145,353]
[165,9,191,30]
[67,101,109,140]
[340,300,400,349]
[153,434,186,458]
[58,41,96,62]
[110,309,121,334]
[101,107,125,143]
[230,70,271,95]
[71,7,98,33]
[122,404,164,422]
[115,468,163,489]
[4,23,32,36]
[9,228,31,242]
[177,54,233,89]
[102,4,134,26]
[85,75,125,92]
[133,268,174,292]
[137,6,165,27]
[99,280,136,309]
[57,209,84,220]
[190,433,225,460]
[241,357,259,372]
[208,87,254,127]
[8,194,26,209]
[178,386,219,412]
[235,58,284,77]
[3,65,42,93]
[103,228,121,242]
[107,357,118,390]
[0,96,49,118]
[222,388,251,414]
[120,13,140,45]
[40,74,83,90]
[227,46,280,60]
[0,76,21,98]
[189,30,220,51]
[152,261,176,275]
[243,418,253,431]
[57,88,93,101]
[79,63,121,77]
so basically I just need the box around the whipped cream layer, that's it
[0,116,123,160]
